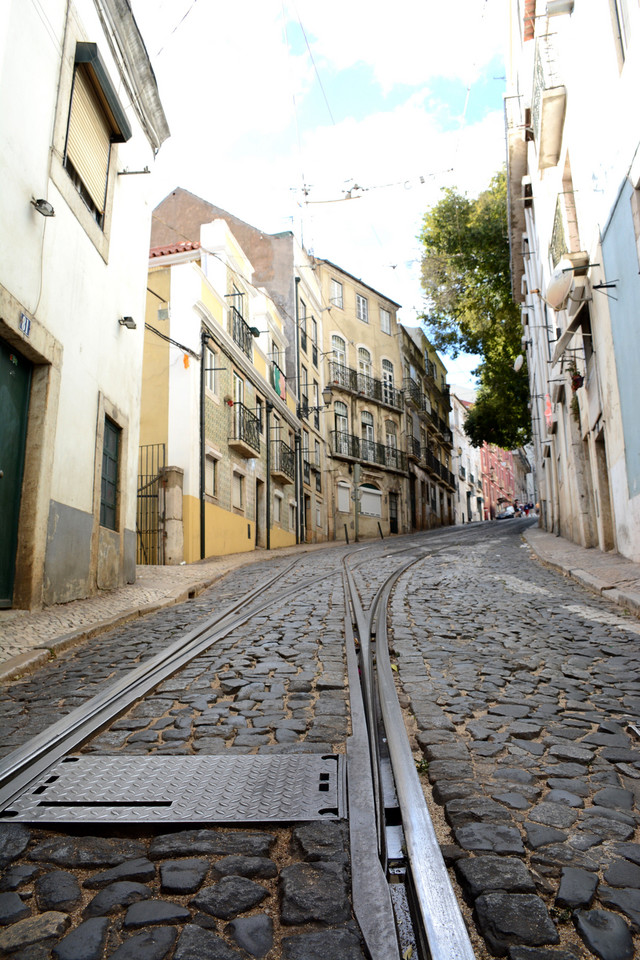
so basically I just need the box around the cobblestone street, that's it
[1,522,639,958]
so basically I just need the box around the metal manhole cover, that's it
[1,754,345,823]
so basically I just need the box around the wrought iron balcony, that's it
[230,305,254,358]
[229,402,260,457]
[408,436,422,461]
[328,361,403,409]
[532,32,566,170]
[330,431,407,472]
[404,377,422,408]
[271,439,294,483]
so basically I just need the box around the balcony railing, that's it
[404,377,422,408]
[328,361,403,409]
[230,306,253,358]
[408,436,421,460]
[271,439,295,482]
[330,431,407,472]
[229,402,260,456]
[532,32,566,170]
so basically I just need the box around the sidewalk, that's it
[1,528,639,684]
[0,541,337,683]
[524,525,640,618]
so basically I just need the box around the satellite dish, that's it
[545,258,574,310]
[513,354,524,373]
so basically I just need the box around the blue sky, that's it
[132,0,509,389]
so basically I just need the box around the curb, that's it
[524,530,640,621]
[0,575,222,685]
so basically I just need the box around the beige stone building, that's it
[312,259,409,539]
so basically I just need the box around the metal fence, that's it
[136,443,166,565]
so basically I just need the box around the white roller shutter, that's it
[66,66,111,213]
[360,486,382,517]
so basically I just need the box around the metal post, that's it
[199,330,208,560]
[266,402,272,550]
[354,461,361,542]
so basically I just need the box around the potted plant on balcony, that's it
[568,362,583,392]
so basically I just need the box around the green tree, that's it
[419,170,530,448]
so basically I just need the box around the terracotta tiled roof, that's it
[524,0,535,41]
[149,240,201,258]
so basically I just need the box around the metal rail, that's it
[0,557,335,811]
[344,547,476,960]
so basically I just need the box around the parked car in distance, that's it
[496,506,515,519]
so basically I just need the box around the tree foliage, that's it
[419,170,530,449]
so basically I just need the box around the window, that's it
[332,335,346,365]
[301,365,308,414]
[361,410,374,460]
[204,345,217,393]
[316,504,322,527]
[299,299,307,351]
[100,417,120,530]
[274,493,282,523]
[358,348,372,391]
[64,44,131,227]
[205,455,217,496]
[356,294,369,323]
[382,359,394,403]
[289,502,297,529]
[337,481,350,513]
[330,279,343,308]
[311,317,318,366]
[380,308,391,334]
[256,396,264,434]
[360,483,382,517]
[334,400,348,435]
[315,439,321,467]
[232,472,244,509]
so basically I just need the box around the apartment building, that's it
[451,394,484,524]
[0,0,168,608]
[506,0,640,560]
[140,220,302,561]
[150,189,329,546]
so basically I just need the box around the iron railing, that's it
[330,431,407,471]
[232,402,260,454]
[329,361,403,408]
[136,443,165,565]
[408,436,422,460]
[230,305,253,358]
[270,360,286,399]
[272,439,295,480]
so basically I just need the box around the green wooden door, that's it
[0,338,32,607]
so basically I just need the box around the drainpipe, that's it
[294,276,303,544]
[199,330,210,560]
[266,401,273,550]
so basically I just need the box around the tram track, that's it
[0,535,478,960]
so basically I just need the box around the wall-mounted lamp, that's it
[31,198,55,217]
[119,316,137,330]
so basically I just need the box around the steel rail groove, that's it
[374,560,476,960]
[0,557,337,811]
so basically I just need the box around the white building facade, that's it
[0,0,168,608]
[506,0,640,561]
[451,394,484,524]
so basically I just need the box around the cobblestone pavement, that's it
[0,551,363,959]
[1,523,640,958]
[393,521,640,959]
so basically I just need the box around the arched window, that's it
[358,347,372,393]
[382,358,394,403]
[334,401,349,456]
[332,335,346,366]
[361,410,374,461]
[385,420,398,468]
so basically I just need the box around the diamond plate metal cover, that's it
[2,754,345,824]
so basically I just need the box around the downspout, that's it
[266,401,272,550]
[294,276,303,544]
